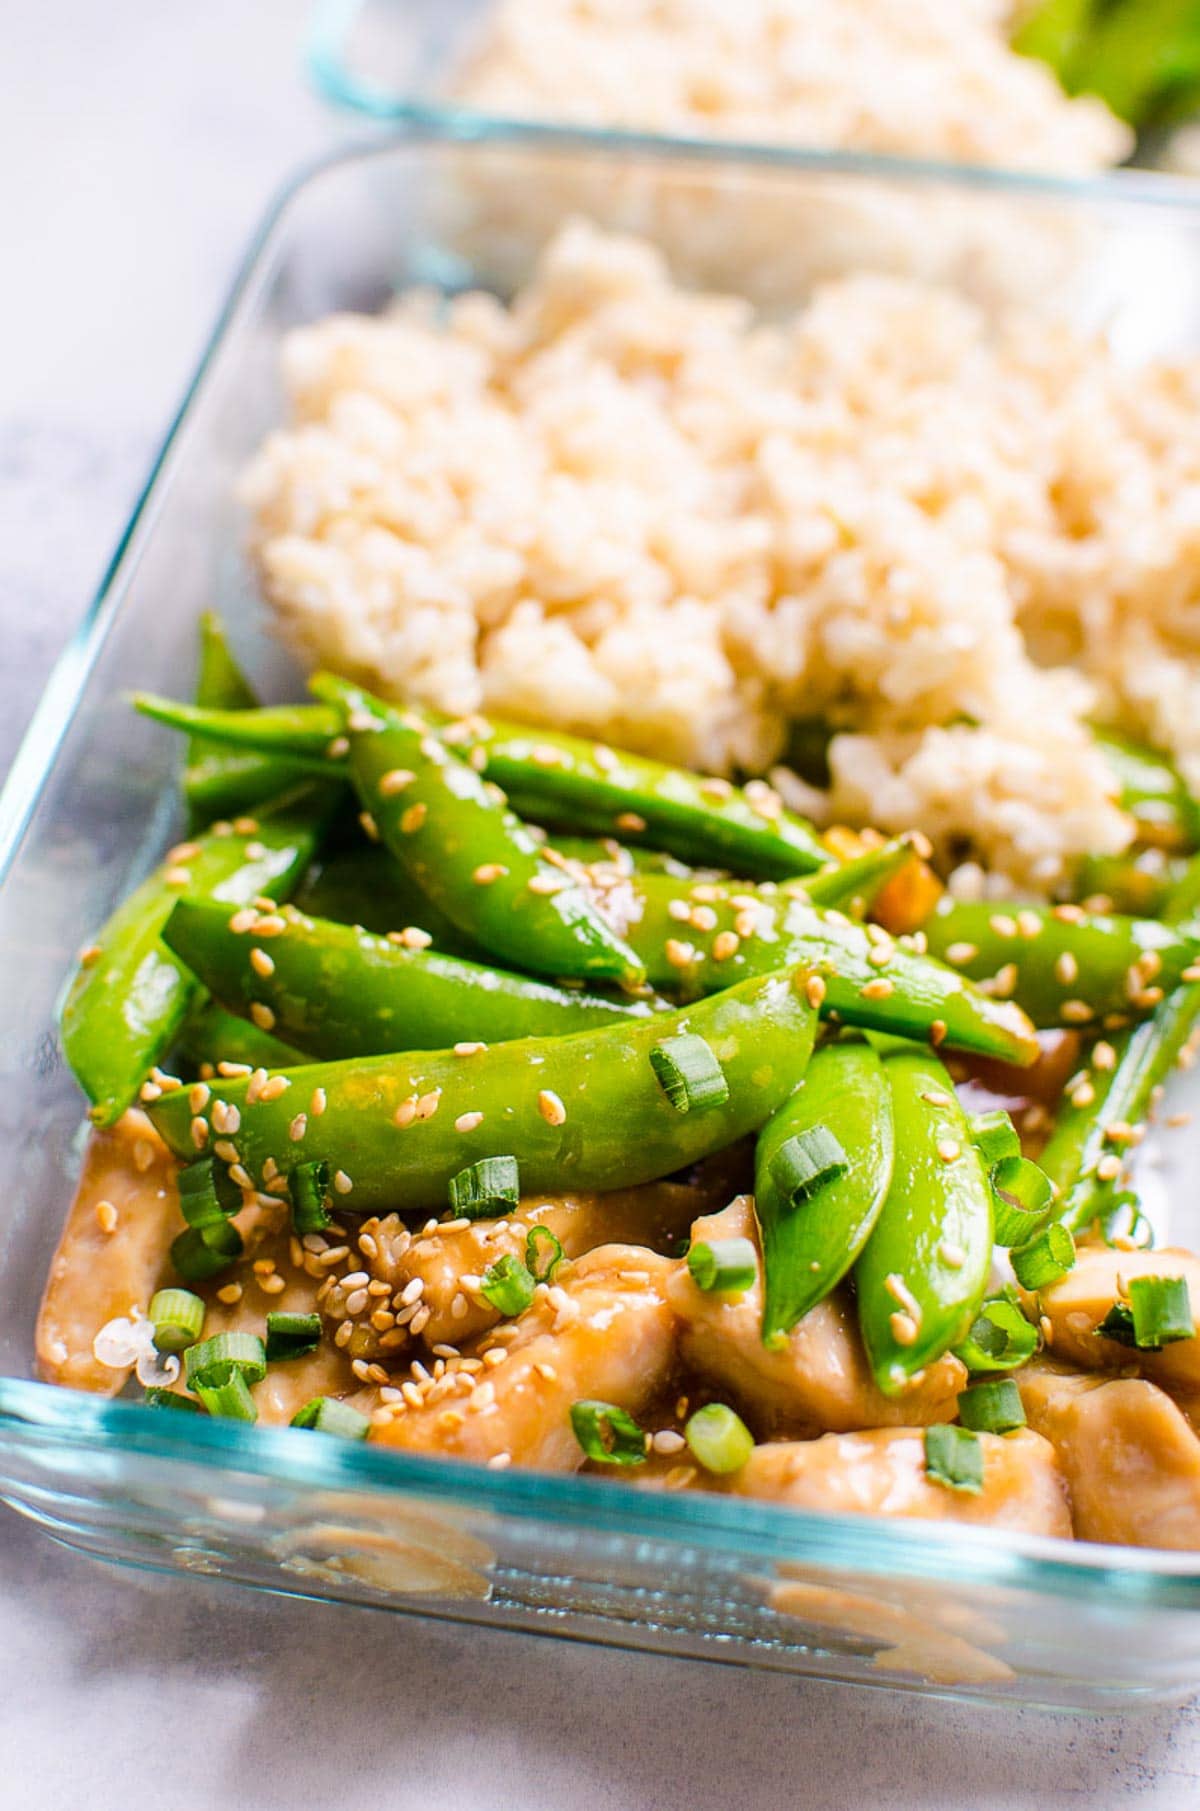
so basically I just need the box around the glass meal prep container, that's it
[6,125,1200,1712]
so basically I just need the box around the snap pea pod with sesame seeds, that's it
[163,898,668,1060]
[182,615,312,829]
[293,844,481,953]
[1040,855,1200,1234]
[1065,848,1186,918]
[853,1047,994,1395]
[175,997,307,1077]
[923,899,1200,1029]
[1093,728,1200,853]
[60,784,338,1126]
[133,690,832,878]
[607,874,1038,1064]
[146,966,819,1215]
[755,1041,895,1344]
[314,676,645,988]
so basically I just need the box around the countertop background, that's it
[5,6,1200,1805]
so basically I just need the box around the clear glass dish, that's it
[5,125,1200,1712]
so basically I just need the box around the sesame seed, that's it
[190,1116,209,1151]
[1096,1154,1122,1181]
[216,1283,243,1305]
[212,1101,240,1136]
[1016,911,1043,939]
[667,899,691,923]
[527,873,563,896]
[538,1089,567,1126]
[311,1087,327,1117]
[400,803,427,834]
[139,1081,162,1103]
[616,813,647,834]
[289,1113,308,1142]
[1070,1082,1096,1109]
[1061,1000,1095,1024]
[985,962,1018,999]
[472,863,508,885]
[228,1163,252,1190]
[163,866,192,889]
[259,1073,290,1101]
[690,905,718,933]
[939,1240,965,1269]
[217,1061,252,1079]
[945,941,977,965]
[393,1097,418,1129]
[469,1381,496,1411]
[414,1090,441,1121]
[734,909,758,940]
[665,938,695,969]
[805,973,827,1010]
[1104,1120,1139,1146]
[260,1273,286,1295]
[860,977,894,1000]
[77,943,102,968]
[929,1019,948,1047]
[889,1311,918,1347]
[213,1139,239,1164]
[95,1200,118,1235]
[468,746,487,772]
[487,1452,512,1470]
[333,1170,353,1195]
[246,1067,269,1103]
[334,1321,353,1349]
[454,1041,487,1057]
[250,1001,276,1031]
[1055,951,1079,986]
[989,914,1018,939]
[712,930,740,961]
[379,768,415,796]
[455,1111,484,1133]
[936,1138,961,1163]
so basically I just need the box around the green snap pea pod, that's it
[924,898,1200,1029]
[800,837,921,918]
[147,967,819,1215]
[134,691,831,878]
[292,845,481,953]
[183,616,320,828]
[1041,853,1200,1232]
[315,676,644,988]
[1066,849,1185,918]
[175,998,307,1075]
[854,1048,994,1395]
[163,899,666,1060]
[61,785,336,1125]
[1093,727,1200,852]
[755,1041,895,1343]
[613,875,1038,1065]
[551,837,706,879]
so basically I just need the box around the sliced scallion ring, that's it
[990,1155,1054,1247]
[177,1156,241,1231]
[1011,1223,1076,1292]
[290,1396,370,1439]
[957,1378,1026,1435]
[1129,1275,1194,1349]
[148,1287,206,1353]
[649,1034,729,1114]
[169,1219,243,1283]
[684,1402,754,1474]
[525,1224,564,1284]
[768,1126,848,1208]
[449,1155,520,1220]
[686,1237,757,1296]
[184,1331,267,1390]
[968,1109,1021,1169]
[569,1400,647,1465]
[480,1252,536,1318]
[291,1158,331,1236]
[924,1423,984,1495]
[954,1292,1039,1373]
[264,1311,322,1362]
[194,1369,257,1422]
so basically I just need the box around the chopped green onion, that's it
[768,1126,848,1208]
[957,1378,1026,1435]
[449,1155,520,1220]
[649,1034,729,1113]
[525,1224,564,1284]
[686,1236,757,1296]
[969,1109,1021,1168]
[290,1396,370,1439]
[148,1287,206,1353]
[1095,1301,1138,1347]
[178,1156,241,1231]
[184,1331,267,1389]
[1129,1275,1194,1349]
[955,1290,1039,1373]
[143,1387,203,1412]
[924,1424,984,1495]
[264,1311,321,1362]
[1011,1223,1076,1291]
[990,1155,1054,1247]
[169,1219,243,1282]
[569,1400,647,1465]
[684,1403,754,1474]
[480,1252,536,1318]
[291,1159,331,1236]
[194,1369,257,1422]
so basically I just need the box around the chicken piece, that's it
[322,1180,702,1359]
[1020,1365,1200,1548]
[1037,1246,1200,1391]
[36,1111,181,1394]
[370,1244,676,1470]
[732,1427,1071,1537]
[666,1197,965,1435]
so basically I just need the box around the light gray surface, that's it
[3,6,1200,1805]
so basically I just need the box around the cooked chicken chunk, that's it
[667,1197,965,1435]
[370,1244,676,1469]
[36,1112,181,1394]
[1037,1246,1200,1391]
[1020,1365,1200,1548]
[732,1427,1071,1537]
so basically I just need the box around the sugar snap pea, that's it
[1066,849,1184,918]
[147,966,819,1215]
[133,690,831,877]
[163,898,666,1060]
[755,1041,894,1343]
[175,998,306,1076]
[315,676,644,987]
[183,616,318,828]
[609,874,1037,1064]
[293,845,480,953]
[854,1047,993,1394]
[924,898,1200,1028]
[62,785,336,1125]
[1093,727,1200,852]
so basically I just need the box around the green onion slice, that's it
[569,1400,648,1465]
[649,1034,729,1114]
[170,1219,243,1283]
[969,1109,1021,1169]
[480,1253,536,1319]
[148,1287,206,1353]
[768,1126,848,1209]
[955,1291,1039,1373]
[924,1424,984,1495]
[291,1159,332,1236]
[264,1311,322,1362]
[686,1237,757,1296]
[449,1155,520,1220]
[525,1225,564,1284]
[957,1378,1026,1435]
[1129,1275,1194,1349]
[1011,1223,1076,1292]
[684,1403,754,1475]
[291,1396,370,1439]
[194,1369,257,1423]
[143,1388,203,1412]
[178,1157,241,1231]
[990,1155,1054,1247]
[184,1331,267,1389]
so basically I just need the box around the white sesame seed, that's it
[538,1089,566,1126]
[289,1113,308,1142]
[455,1110,484,1133]
[250,1001,276,1031]
[333,1170,353,1195]
[379,768,416,797]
